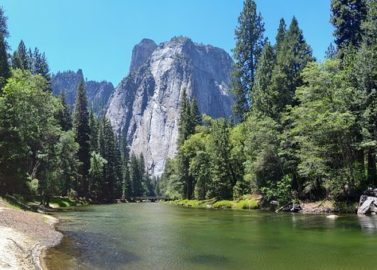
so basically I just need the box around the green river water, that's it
[44,203,377,270]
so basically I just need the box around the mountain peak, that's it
[129,38,157,73]
[107,37,233,176]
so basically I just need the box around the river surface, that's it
[44,203,377,270]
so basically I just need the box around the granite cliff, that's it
[106,37,233,176]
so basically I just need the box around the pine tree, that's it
[232,0,265,120]
[89,111,99,152]
[208,119,236,199]
[331,0,367,50]
[0,7,9,91]
[99,117,117,201]
[270,17,313,116]
[58,91,72,131]
[190,98,202,127]
[0,32,9,91]
[275,19,287,53]
[130,153,143,197]
[178,90,192,145]
[0,7,9,39]
[33,48,51,84]
[252,42,276,117]
[326,43,338,59]
[12,40,30,70]
[73,79,91,197]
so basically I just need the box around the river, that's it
[44,203,377,270]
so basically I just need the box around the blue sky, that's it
[2,0,333,85]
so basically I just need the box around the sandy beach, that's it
[0,199,62,270]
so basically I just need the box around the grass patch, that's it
[169,195,260,211]
[49,197,78,208]
[234,198,259,210]
[213,200,234,209]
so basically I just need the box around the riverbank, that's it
[168,197,358,214]
[0,198,62,270]
[167,195,260,210]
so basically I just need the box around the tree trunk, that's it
[367,149,377,186]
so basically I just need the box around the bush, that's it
[261,175,292,205]
[213,200,234,209]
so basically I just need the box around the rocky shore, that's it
[0,199,62,270]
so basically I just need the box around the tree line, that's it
[0,8,155,204]
[160,0,377,205]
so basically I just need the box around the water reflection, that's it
[358,215,377,233]
[46,204,377,270]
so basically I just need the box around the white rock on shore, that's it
[0,200,62,270]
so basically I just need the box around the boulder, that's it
[357,189,377,215]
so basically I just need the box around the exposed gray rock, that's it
[106,36,233,176]
[52,69,114,116]
[129,39,157,73]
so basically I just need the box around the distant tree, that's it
[232,0,265,120]
[98,117,118,201]
[32,48,51,84]
[190,98,202,127]
[57,91,72,131]
[89,111,99,152]
[326,43,338,59]
[12,40,30,70]
[130,153,144,197]
[73,79,91,197]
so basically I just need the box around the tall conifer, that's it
[232,0,265,120]
[73,79,91,197]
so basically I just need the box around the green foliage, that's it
[331,0,367,49]
[12,40,29,70]
[57,91,72,131]
[244,113,282,192]
[252,42,276,117]
[270,17,313,116]
[88,151,107,201]
[232,0,265,120]
[288,60,362,199]
[0,70,60,195]
[0,8,10,91]
[207,119,237,199]
[73,79,91,197]
[261,176,292,205]
[56,131,80,196]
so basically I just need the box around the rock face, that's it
[358,188,377,215]
[52,70,114,116]
[106,37,234,176]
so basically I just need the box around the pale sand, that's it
[0,199,62,270]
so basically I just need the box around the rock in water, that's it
[106,37,234,176]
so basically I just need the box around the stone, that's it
[357,194,377,215]
[106,36,234,176]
